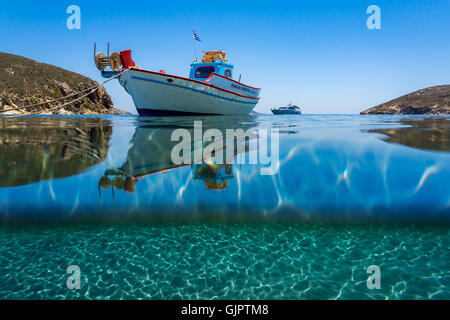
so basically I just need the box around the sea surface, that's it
[0,114,449,299]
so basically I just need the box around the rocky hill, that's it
[361,85,450,115]
[0,52,127,115]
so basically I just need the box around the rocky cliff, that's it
[361,85,450,115]
[0,52,127,115]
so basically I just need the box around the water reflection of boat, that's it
[193,163,234,190]
[99,117,256,194]
[0,117,112,188]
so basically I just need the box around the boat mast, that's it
[192,28,198,62]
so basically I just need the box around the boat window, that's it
[195,67,215,78]
[225,69,232,78]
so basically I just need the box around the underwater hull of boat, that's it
[119,69,260,115]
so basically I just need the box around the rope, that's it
[0,70,128,117]
[6,85,99,117]
[1,85,96,112]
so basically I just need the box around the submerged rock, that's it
[0,52,129,115]
[361,85,450,115]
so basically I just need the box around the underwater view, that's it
[0,114,448,299]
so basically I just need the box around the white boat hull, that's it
[119,68,260,116]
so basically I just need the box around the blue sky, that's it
[0,0,449,114]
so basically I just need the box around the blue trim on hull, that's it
[137,109,216,116]
[131,75,257,105]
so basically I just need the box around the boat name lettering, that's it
[231,83,256,95]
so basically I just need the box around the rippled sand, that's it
[0,222,448,299]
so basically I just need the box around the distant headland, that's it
[0,52,129,115]
[361,85,450,115]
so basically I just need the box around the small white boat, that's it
[271,104,302,115]
[97,48,261,116]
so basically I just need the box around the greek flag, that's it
[193,30,201,41]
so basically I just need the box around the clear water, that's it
[0,115,449,299]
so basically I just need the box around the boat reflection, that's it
[193,163,234,190]
[100,116,257,195]
[0,117,112,188]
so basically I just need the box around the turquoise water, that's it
[0,115,449,299]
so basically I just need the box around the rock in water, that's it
[0,52,128,115]
[361,85,450,115]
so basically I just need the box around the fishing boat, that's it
[95,46,261,116]
[271,104,302,115]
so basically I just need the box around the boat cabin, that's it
[189,51,234,81]
[279,105,300,110]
